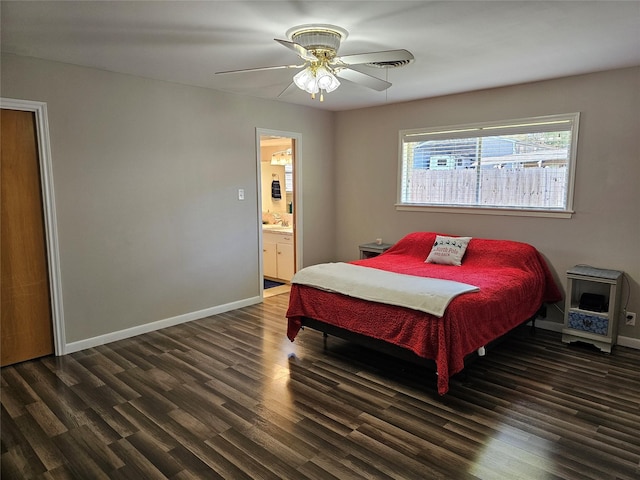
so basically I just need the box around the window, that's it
[284,164,293,192]
[398,113,579,217]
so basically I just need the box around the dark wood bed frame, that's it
[299,304,546,374]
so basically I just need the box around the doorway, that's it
[257,129,301,297]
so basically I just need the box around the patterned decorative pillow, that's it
[425,235,472,266]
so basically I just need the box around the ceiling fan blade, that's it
[336,49,414,66]
[278,82,299,98]
[275,39,318,62]
[215,64,304,75]
[335,68,392,91]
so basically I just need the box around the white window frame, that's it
[284,163,293,192]
[396,113,580,218]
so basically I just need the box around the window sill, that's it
[395,204,574,219]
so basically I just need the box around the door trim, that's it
[1,98,65,356]
[255,128,303,295]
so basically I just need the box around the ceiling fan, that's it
[216,24,414,101]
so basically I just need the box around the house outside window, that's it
[398,113,580,218]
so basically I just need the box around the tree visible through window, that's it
[398,114,579,215]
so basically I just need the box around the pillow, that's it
[425,235,472,266]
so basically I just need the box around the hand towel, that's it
[271,180,282,199]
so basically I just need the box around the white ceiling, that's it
[2,1,639,111]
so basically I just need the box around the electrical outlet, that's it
[625,312,636,326]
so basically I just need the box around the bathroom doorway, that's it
[256,129,301,297]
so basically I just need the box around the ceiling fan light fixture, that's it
[315,66,340,92]
[306,80,320,95]
[324,73,341,93]
[286,24,350,100]
[293,68,319,94]
[293,65,340,98]
[293,68,312,90]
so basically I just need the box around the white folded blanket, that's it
[291,262,479,317]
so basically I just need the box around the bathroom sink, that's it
[262,224,293,233]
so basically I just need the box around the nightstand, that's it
[561,265,623,353]
[359,242,393,259]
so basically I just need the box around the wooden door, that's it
[1,108,54,366]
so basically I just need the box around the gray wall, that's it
[1,54,336,345]
[334,67,640,341]
[3,53,639,347]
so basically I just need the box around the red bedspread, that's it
[286,232,561,395]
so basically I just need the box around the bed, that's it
[286,231,562,395]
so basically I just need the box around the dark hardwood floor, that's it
[2,292,639,479]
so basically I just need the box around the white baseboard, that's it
[63,300,640,354]
[533,319,640,350]
[617,335,640,350]
[533,319,564,333]
[63,296,262,354]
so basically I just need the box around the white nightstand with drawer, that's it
[561,265,623,353]
[358,242,393,259]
